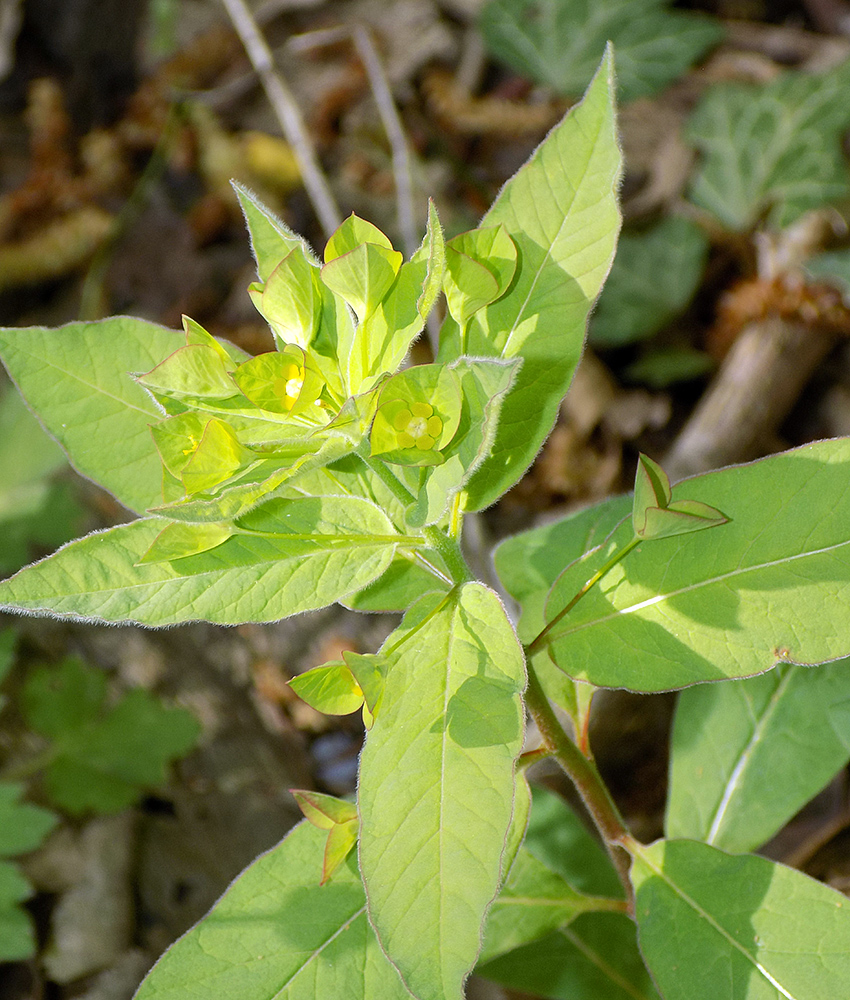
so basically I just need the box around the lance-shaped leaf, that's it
[135,344,238,401]
[414,199,446,321]
[666,660,850,854]
[0,318,188,514]
[288,661,365,716]
[630,838,850,1000]
[291,790,358,884]
[632,453,728,540]
[249,246,318,350]
[0,495,401,626]
[370,363,462,467]
[479,848,622,964]
[234,181,313,281]
[479,915,660,1000]
[478,787,656,1000]
[405,357,520,528]
[358,585,526,1000]
[511,439,850,692]
[133,819,411,1000]
[438,49,621,511]
[443,226,517,327]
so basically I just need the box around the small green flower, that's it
[392,402,443,450]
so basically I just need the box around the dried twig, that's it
[220,0,342,238]
[351,24,417,258]
[663,316,836,481]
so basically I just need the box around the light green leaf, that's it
[133,820,411,1000]
[325,214,395,260]
[136,345,238,400]
[182,315,248,366]
[292,790,358,830]
[479,847,618,964]
[0,318,187,514]
[292,791,359,883]
[439,49,621,511]
[341,651,387,718]
[358,585,526,1000]
[406,357,520,527]
[0,860,36,961]
[0,783,58,857]
[249,246,318,350]
[630,838,850,999]
[478,914,660,1000]
[288,662,364,716]
[22,658,200,815]
[443,226,517,327]
[591,217,709,347]
[321,243,403,325]
[342,554,451,612]
[413,199,446,320]
[233,181,312,281]
[151,434,355,524]
[137,521,235,564]
[632,454,728,541]
[0,495,401,625]
[480,0,722,102]
[687,58,850,230]
[667,660,850,853]
[515,439,850,691]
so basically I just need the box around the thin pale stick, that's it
[351,24,418,258]
[220,0,342,238]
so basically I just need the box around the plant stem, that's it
[360,453,472,585]
[523,663,634,911]
[525,535,641,657]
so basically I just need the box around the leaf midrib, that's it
[549,536,850,642]
[636,848,797,999]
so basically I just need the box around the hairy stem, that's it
[360,453,472,585]
[524,663,634,911]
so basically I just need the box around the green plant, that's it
[480,0,722,103]
[0,49,849,998]
[0,630,199,960]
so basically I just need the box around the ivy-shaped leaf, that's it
[480,0,722,102]
[20,657,200,815]
[687,57,850,230]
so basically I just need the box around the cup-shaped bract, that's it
[370,364,462,466]
[231,345,325,418]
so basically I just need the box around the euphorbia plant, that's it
[1,49,850,998]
